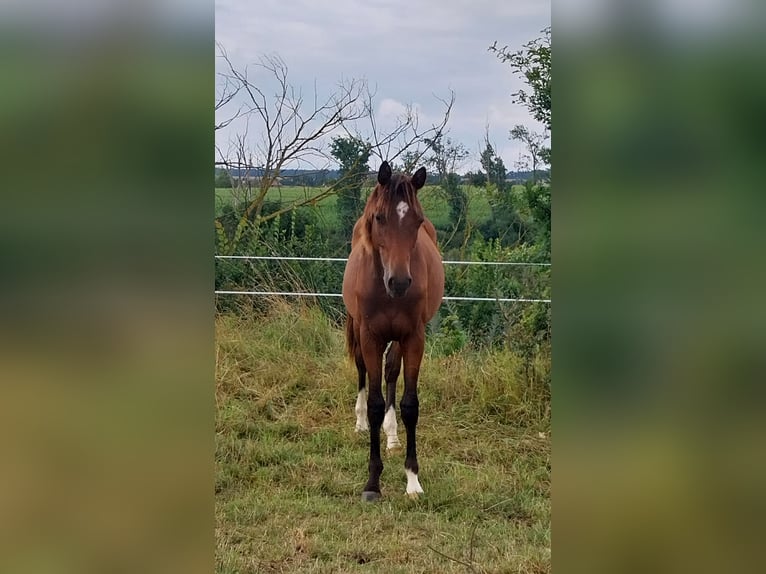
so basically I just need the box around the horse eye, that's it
[375,214,385,224]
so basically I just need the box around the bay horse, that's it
[342,161,444,502]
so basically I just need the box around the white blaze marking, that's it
[396,201,409,222]
[382,406,401,450]
[405,469,424,496]
[355,388,368,432]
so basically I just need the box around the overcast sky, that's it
[215,0,550,173]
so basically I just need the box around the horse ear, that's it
[378,161,392,186]
[412,167,426,190]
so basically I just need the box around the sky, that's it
[215,0,550,174]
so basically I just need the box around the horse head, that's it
[364,161,427,298]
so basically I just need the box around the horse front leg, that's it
[354,348,368,432]
[401,330,425,499]
[360,329,385,502]
[383,342,402,452]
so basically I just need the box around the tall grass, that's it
[216,300,550,573]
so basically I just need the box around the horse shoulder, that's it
[343,242,378,318]
[422,218,438,248]
[417,224,444,272]
[342,250,361,318]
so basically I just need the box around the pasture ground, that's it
[215,301,550,573]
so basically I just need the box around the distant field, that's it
[214,185,495,231]
[215,186,341,227]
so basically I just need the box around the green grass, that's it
[214,185,495,231]
[216,301,550,573]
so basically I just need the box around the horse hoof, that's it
[406,491,421,500]
[386,445,402,455]
[361,491,381,503]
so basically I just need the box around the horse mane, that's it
[352,174,425,252]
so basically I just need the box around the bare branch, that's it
[380,90,455,170]
[214,46,457,253]
[426,544,478,574]
[215,43,244,131]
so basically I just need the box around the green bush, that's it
[214,185,550,353]
[215,200,345,320]
[441,238,550,353]
[428,312,468,356]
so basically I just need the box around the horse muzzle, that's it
[386,276,412,298]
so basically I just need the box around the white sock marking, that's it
[405,469,424,496]
[382,406,401,450]
[396,201,409,222]
[355,388,368,432]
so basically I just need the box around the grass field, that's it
[215,301,550,573]
[214,185,494,231]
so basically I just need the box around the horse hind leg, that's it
[383,342,402,452]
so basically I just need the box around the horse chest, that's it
[362,301,419,341]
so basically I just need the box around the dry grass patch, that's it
[216,301,550,573]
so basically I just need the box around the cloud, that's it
[377,98,410,122]
[215,0,550,171]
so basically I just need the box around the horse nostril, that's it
[387,276,411,296]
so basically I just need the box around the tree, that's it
[216,49,367,224]
[330,136,371,238]
[424,134,468,182]
[423,134,469,233]
[489,28,552,255]
[214,43,455,254]
[479,133,534,246]
[214,168,232,188]
[509,125,547,182]
[480,138,507,192]
[522,181,551,253]
[489,27,551,131]
[393,151,421,174]
[466,171,487,187]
